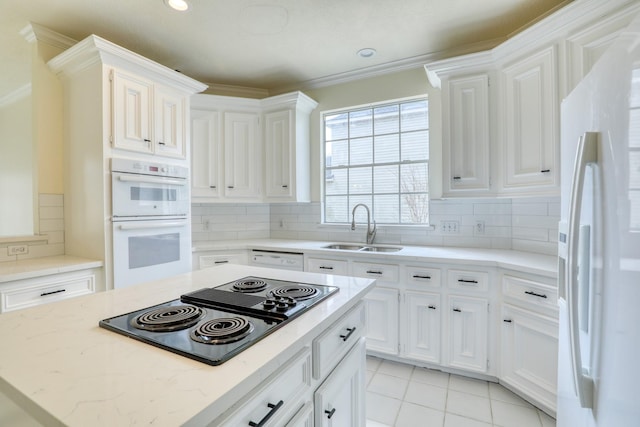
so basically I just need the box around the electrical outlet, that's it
[475,220,486,235]
[8,245,28,255]
[440,220,459,233]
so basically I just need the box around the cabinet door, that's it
[446,295,488,373]
[191,109,221,199]
[363,286,398,355]
[264,109,294,199]
[224,111,261,198]
[314,338,366,427]
[501,304,558,414]
[402,291,440,364]
[154,84,186,158]
[443,74,491,194]
[286,401,313,427]
[111,70,154,154]
[501,45,558,192]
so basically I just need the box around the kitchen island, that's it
[0,264,375,426]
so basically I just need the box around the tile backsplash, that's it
[0,194,65,263]
[192,196,560,256]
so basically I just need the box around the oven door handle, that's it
[117,175,187,186]
[117,221,186,230]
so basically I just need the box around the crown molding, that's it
[20,22,77,49]
[203,83,269,99]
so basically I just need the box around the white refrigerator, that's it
[557,13,640,427]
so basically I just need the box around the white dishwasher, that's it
[249,250,304,271]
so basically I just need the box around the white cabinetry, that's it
[500,272,558,415]
[314,338,366,427]
[111,69,187,158]
[446,295,489,373]
[191,92,317,203]
[0,268,99,313]
[499,45,559,194]
[443,73,491,194]
[194,250,248,270]
[305,257,349,275]
[402,291,441,364]
[363,286,399,355]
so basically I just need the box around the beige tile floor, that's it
[365,356,556,427]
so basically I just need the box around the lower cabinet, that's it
[401,291,441,364]
[500,303,558,414]
[285,401,314,427]
[195,251,248,270]
[363,286,399,355]
[314,338,366,427]
[0,269,98,313]
[446,295,489,374]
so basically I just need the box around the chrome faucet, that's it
[351,203,377,244]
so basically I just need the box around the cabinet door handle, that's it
[541,169,551,173]
[227,185,234,189]
[525,290,548,299]
[248,400,284,427]
[282,184,288,188]
[428,305,437,310]
[453,308,462,313]
[366,270,383,275]
[503,319,513,323]
[319,266,333,270]
[340,327,356,342]
[209,185,217,188]
[412,275,431,280]
[40,289,66,297]
[452,176,461,180]
[324,408,336,419]
[158,141,165,145]
[143,138,151,142]
[457,279,478,284]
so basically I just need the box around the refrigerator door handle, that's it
[567,131,598,409]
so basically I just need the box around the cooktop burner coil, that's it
[231,278,268,293]
[131,305,204,332]
[190,317,254,344]
[268,284,320,301]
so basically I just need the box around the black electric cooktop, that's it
[99,276,339,365]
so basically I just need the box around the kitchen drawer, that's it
[503,274,558,314]
[405,265,441,289]
[352,261,399,284]
[447,269,489,292]
[1,271,96,313]
[199,253,247,269]
[312,302,365,380]
[306,258,349,275]
[217,347,312,427]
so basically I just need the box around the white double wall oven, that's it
[111,158,191,288]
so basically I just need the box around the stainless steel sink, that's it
[323,244,365,250]
[361,246,402,253]
[323,243,403,252]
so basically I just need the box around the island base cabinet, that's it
[285,401,314,427]
[215,347,311,427]
[446,295,489,374]
[314,338,366,427]
[500,304,558,415]
[363,286,399,355]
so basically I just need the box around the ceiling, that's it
[1,0,570,98]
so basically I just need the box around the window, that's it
[323,97,429,225]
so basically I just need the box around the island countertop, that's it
[0,264,375,426]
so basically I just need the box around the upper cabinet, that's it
[499,45,559,195]
[191,91,318,203]
[111,70,187,158]
[426,0,640,199]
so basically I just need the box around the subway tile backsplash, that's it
[193,196,560,256]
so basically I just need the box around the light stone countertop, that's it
[0,255,103,283]
[193,239,558,278]
[0,264,375,426]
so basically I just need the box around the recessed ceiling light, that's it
[164,0,189,12]
[357,48,377,58]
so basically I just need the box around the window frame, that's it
[320,95,431,227]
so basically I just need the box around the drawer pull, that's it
[453,176,461,180]
[158,141,165,145]
[40,289,66,297]
[209,185,217,189]
[340,327,356,342]
[319,266,334,270]
[524,290,548,299]
[457,279,478,284]
[248,400,284,427]
[143,138,151,142]
[214,260,229,264]
[282,184,288,188]
[503,319,513,323]
[541,169,551,173]
[453,308,462,313]
[366,270,383,275]
[227,185,234,189]
[324,408,336,419]
[413,274,431,280]
[428,305,437,310]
